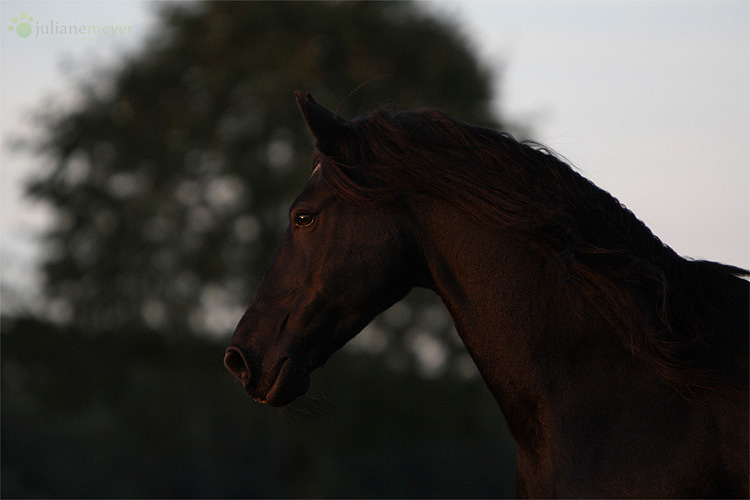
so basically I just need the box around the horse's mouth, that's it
[252,357,311,407]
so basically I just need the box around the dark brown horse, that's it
[225,92,749,498]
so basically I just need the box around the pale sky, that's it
[424,0,749,268]
[1,1,748,309]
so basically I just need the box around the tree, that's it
[27,1,503,350]
[8,6,522,495]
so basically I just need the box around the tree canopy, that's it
[6,3,523,496]
[28,1,501,343]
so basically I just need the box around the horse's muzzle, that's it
[224,345,311,406]
[224,346,253,388]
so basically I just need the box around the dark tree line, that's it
[2,317,516,498]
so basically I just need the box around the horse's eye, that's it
[294,213,315,228]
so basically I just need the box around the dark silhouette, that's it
[226,92,749,498]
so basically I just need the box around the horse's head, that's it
[224,92,421,406]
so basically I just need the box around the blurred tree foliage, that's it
[27,1,501,340]
[2,317,516,498]
[7,2,524,496]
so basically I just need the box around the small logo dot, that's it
[8,12,33,38]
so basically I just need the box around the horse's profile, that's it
[225,92,749,498]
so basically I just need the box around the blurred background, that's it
[1,1,747,498]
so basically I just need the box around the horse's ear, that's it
[295,91,353,160]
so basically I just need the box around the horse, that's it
[225,91,749,498]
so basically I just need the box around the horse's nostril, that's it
[224,347,252,387]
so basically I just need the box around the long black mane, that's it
[317,107,749,393]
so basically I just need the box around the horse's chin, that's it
[258,358,311,407]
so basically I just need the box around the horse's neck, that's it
[414,205,672,453]
[410,199,746,497]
